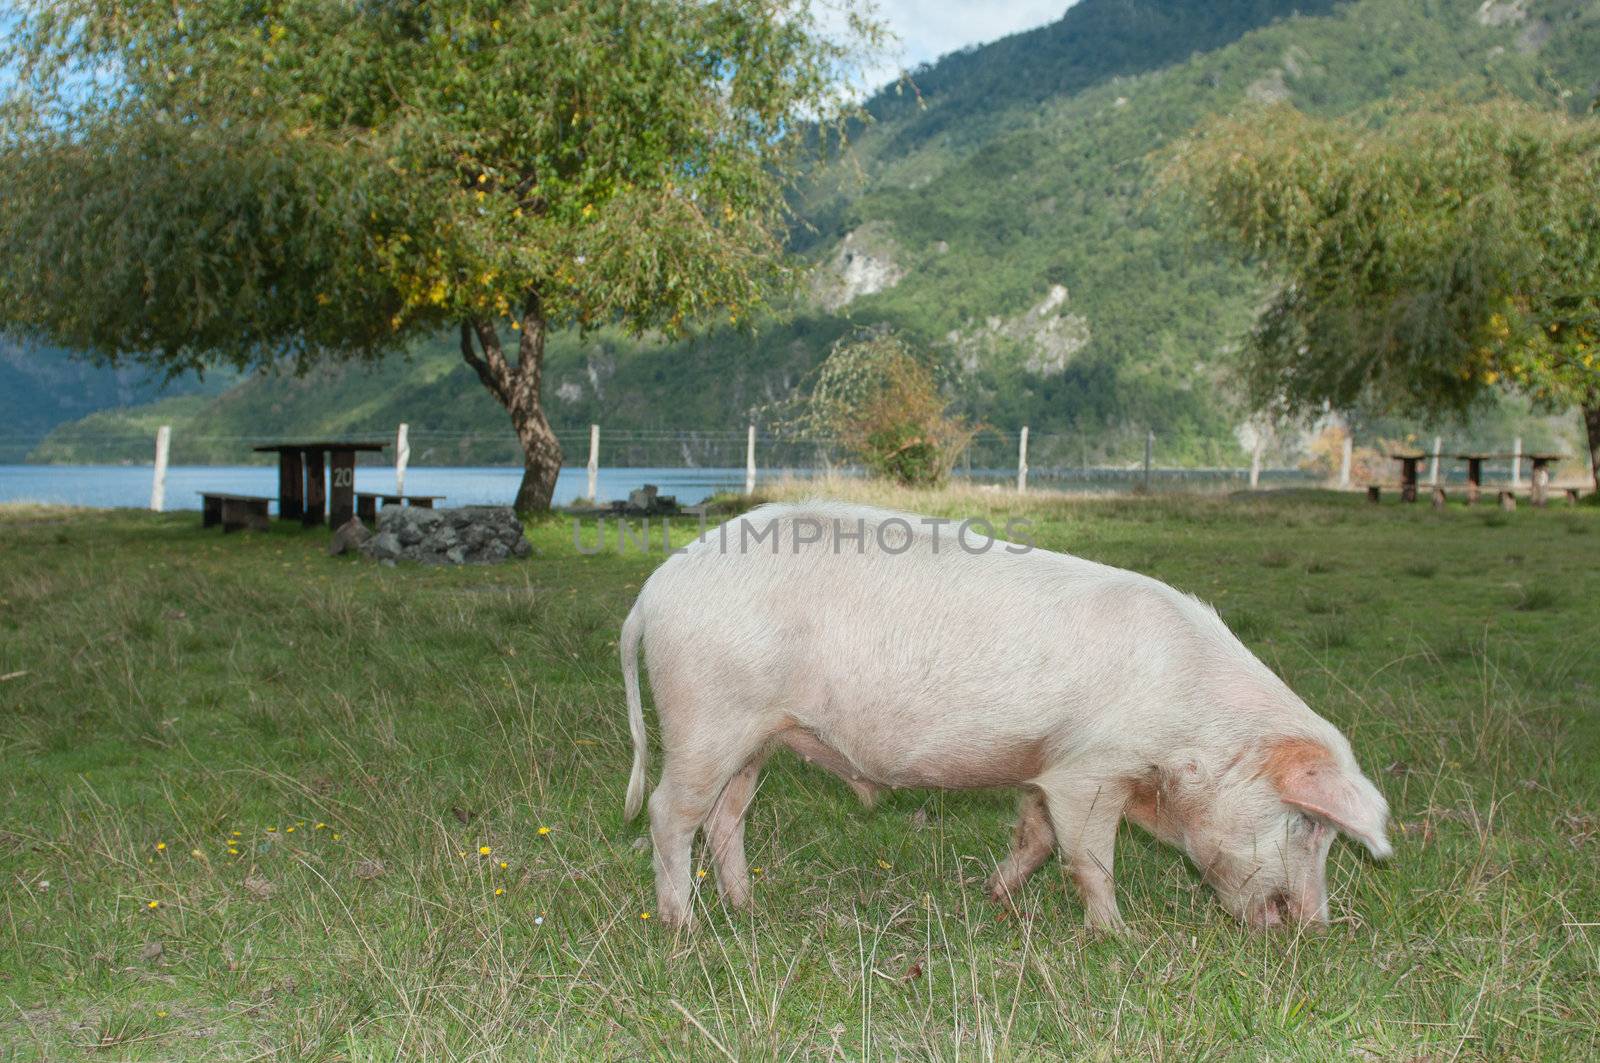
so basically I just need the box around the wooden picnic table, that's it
[253,441,386,527]
[1452,452,1564,506]
[1387,452,1427,503]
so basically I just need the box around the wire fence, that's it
[2,422,1586,491]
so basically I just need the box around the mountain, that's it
[28,0,1600,468]
[0,340,229,462]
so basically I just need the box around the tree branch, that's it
[459,320,509,404]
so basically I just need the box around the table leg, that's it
[1531,462,1549,507]
[279,450,304,521]
[302,449,327,527]
[329,449,356,527]
[1466,459,1481,505]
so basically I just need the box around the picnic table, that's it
[253,441,387,527]
[1382,451,1570,506]
[1452,452,1564,506]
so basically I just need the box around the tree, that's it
[776,330,976,485]
[0,1,881,511]
[1165,100,1600,491]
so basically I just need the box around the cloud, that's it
[847,1,1072,93]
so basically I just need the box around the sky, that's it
[854,1,1072,92]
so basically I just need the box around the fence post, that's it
[395,423,410,496]
[586,423,599,502]
[1339,433,1353,488]
[1143,430,1153,488]
[1249,437,1263,490]
[1016,426,1029,493]
[1511,436,1522,487]
[150,425,170,512]
[1428,435,1441,486]
[745,424,756,496]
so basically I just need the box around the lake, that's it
[0,465,755,510]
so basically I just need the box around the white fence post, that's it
[1339,433,1353,489]
[587,423,599,502]
[150,425,170,512]
[1249,438,1263,490]
[1511,436,1523,487]
[1144,430,1154,488]
[1429,435,1441,486]
[1016,426,1029,493]
[395,423,410,495]
[745,424,756,496]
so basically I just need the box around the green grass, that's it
[1,488,1596,1059]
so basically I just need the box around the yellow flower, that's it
[147,900,160,909]
[510,321,521,331]
[155,842,166,851]
[315,823,327,830]
[479,846,492,856]
[499,861,508,870]
[156,1010,168,1018]
[265,827,277,833]
[639,912,650,921]
[696,868,707,879]
[877,859,892,870]
[315,293,331,306]
[332,833,342,841]
[495,888,505,896]
[582,203,595,218]
[286,826,295,833]
[190,849,203,858]
[751,867,763,875]
[230,831,241,838]
[477,173,488,184]
[537,826,551,836]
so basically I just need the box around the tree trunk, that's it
[1584,401,1600,496]
[459,295,563,513]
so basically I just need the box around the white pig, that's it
[620,502,1391,929]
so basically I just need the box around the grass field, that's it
[1,485,1596,1060]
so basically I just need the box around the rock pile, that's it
[359,506,532,565]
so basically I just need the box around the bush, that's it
[777,331,977,486]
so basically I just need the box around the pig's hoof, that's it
[1083,909,1128,935]
[985,874,1022,908]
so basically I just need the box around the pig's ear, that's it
[1265,739,1393,859]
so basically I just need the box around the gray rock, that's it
[362,505,530,565]
[328,517,371,556]
[364,530,402,560]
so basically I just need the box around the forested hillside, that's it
[31,0,1600,466]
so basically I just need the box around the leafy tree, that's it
[1166,100,1600,490]
[0,0,880,510]
[776,330,976,485]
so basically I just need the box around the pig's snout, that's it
[1247,889,1328,930]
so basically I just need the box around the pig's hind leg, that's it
[704,754,766,909]
[1041,776,1128,932]
[648,733,766,928]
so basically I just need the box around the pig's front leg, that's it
[1042,777,1128,932]
[988,788,1056,905]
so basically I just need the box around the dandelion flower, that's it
[147,900,160,909]
[639,912,650,921]
[332,833,342,841]
[315,823,327,830]
[537,826,551,836]
[230,831,241,838]
[265,827,277,834]
[458,850,467,858]
[696,868,707,879]
[156,1010,168,1019]
[495,887,505,896]
[286,826,296,833]
[499,861,508,870]
[479,846,492,856]
[877,860,892,870]
[751,867,763,875]
[191,849,203,858]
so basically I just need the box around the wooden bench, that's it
[356,492,445,524]
[200,492,272,532]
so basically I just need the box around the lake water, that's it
[0,465,754,510]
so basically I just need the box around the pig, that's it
[620,501,1392,930]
